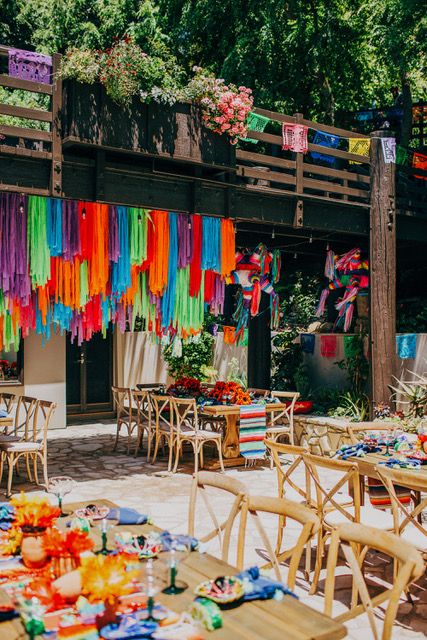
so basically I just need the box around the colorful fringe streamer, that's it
[0,193,239,351]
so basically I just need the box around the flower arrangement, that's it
[209,381,251,405]
[42,528,94,558]
[99,36,145,104]
[10,493,61,532]
[79,555,139,603]
[0,523,23,555]
[167,376,202,397]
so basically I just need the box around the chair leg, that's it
[146,431,152,463]
[113,421,121,451]
[134,427,143,458]
[151,434,161,465]
[309,530,325,595]
[6,454,14,498]
[194,442,199,475]
[216,439,225,473]
[168,436,176,473]
[41,452,49,489]
[172,438,181,473]
[199,442,204,469]
[0,453,4,487]
[34,455,39,485]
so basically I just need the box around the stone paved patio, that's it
[3,421,426,639]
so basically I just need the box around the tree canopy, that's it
[0,0,425,123]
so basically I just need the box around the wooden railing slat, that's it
[0,103,52,122]
[252,107,296,124]
[0,144,52,160]
[237,166,296,186]
[0,123,52,142]
[236,149,296,170]
[300,118,369,139]
[0,73,53,95]
[303,162,370,184]
[304,176,369,199]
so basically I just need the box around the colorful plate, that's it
[194,576,244,604]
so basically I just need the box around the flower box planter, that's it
[61,80,236,170]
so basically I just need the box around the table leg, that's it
[204,413,245,469]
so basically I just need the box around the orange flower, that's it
[43,528,94,558]
[10,493,61,530]
[79,555,139,603]
[0,524,23,556]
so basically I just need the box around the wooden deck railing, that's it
[0,45,62,195]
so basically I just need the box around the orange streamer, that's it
[148,210,169,296]
[221,218,236,276]
[89,204,109,296]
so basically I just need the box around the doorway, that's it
[66,330,114,421]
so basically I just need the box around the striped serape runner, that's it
[239,404,267,459]
[367,477,411,507]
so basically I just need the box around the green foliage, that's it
[278,271,320,330]
[271,328,302,392]
[162,332,214,380]
[335,333,369,397]
[328,391,370,421]
[0,87,49,130]
[397,299,427,333]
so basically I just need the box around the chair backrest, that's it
[188,471,248,567]
[0,392,17,415]
[13,395,38,440]
[303,452,360,522]
[111,386,133,419]
[265,439,310,503]
[132,389,152,424]
[248,387,270,398]
[346,421,396,445]
[270,390,300,426]
[171,397,198,434]
[376,465,427,540]
[150,394,174,432]
[32,400,57,444]
[324,522,424,640]
[241,495,320,587]
[136,383,165,393]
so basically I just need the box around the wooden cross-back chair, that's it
[240,494,320,588]
[111,386,137,454]
[265,439,312,576]
[324,522,424,640]
[0,398,56,497]
[132,389,153,459]
[150,394,175,472]
[376,465,427,557]
[170,398,224,473]
[303,452,394,594]
[0,392,17,424]
[266,391,300,446]
[188,471,247,567]
[247,387,270,398]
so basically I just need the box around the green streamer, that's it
[173,267,204,334]
[129,208,148,265]
[80,260,89,307]
[28,196,50,286]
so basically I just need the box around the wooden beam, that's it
[369,131,396,407]
[0,103,52,122]
[0,73,53,95]
[0,123,51,142]
[51,52,62,195]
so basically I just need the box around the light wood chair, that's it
[266,391,300,445]
[171,398,224,473]
[304,452,394,594]
[346,421,397,445]
[0,399,56,497]
[132,389,154,459]
[0,392,17,425]
[324,522,425,640]
[239,495,320,588]
[188,471,248,567]
[111,386,137,453]
[375,465,427,557]
[150,394,176,472]
[248,387,270,398]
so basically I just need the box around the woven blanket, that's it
[239,404,267,459]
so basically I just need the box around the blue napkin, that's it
[107,507,149,525]
[0,410,8,418]
[0,503,14,531]
[396,334,417,359]
[237,566,298,601]
[159,531,199,552]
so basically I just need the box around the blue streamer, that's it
[161,212,178,329]
[52,301,73,332]
[46,198,63,256]
[201,217,221,272]
[311,131,340,166]
[111,206,131,298]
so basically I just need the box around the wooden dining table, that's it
[0,499,346,640]
[202,403,285,469]
[0,416,13,432]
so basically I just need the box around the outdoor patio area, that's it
[6,421,426,640]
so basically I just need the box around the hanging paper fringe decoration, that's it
[0,192,240,352]
[349,138,370,165]
[315,247,369,332]
[244,112,270,144]
[311,131,340,165]
[281,124,308,154]
[381,138,396,164]
[223,326,236,344]
[412,152,427,180]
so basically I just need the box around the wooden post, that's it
[369,130,396,407]
[51,53,62,196]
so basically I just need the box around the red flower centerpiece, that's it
[167,377,202,398]
[43,528,94,577]
[209,381,251,405]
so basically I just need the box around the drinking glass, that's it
[47,476,76,517]
[76,505,114,554]
[158,535,191,594]
[139,558,167,621]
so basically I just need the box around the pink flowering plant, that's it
[185,68,253,144]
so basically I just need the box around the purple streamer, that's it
[8,48,52,84]
[177,214,192,268]
[62,200,81,261]
[210,275,225,315]
[109,206,120,263]
[0,193,31,304]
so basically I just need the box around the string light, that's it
[19,202,24,214]
[326,242,330,251]
[271,228,275,239]
[309,234,313,243]
[82,207,86,220]
[293,252,297,259]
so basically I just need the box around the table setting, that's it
[0,493,305,640]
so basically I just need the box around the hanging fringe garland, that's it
[0,193,232,351]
